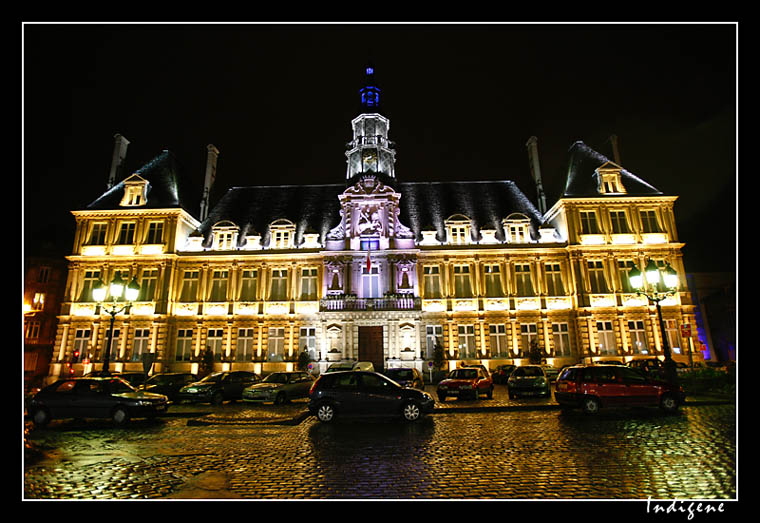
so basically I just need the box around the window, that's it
[209,270,229,302]
[484,264,503,297]
[239,270,258,301]
[423,266,442,298]
[360,238,379,251]
[89,223,108,245]
[628,321,648,354]
[73,329,90,363]
[268,327,285,361]
[25,320,40,340]
[504,214,532,243]
[520,323,538,356]
[273,230,290,249]
[175,329,193,362]
[545,263,564,296]
[515,264,534,296]
[145,221,164,244]
[617,260,637,293]
[139,269,158,301]
[38,266,51,283]
[609,211,630,234]
[665,319,682,355]
[32,292,45,310]
[640,210,662,233]
[552,323,572,357]
[180,271,199,302]
[449,225,468,245]
[362,265,381,298]
[587,261,609,293]
[104,329,121,362]
[131,328,150,362]
[116,222,136,245]
[216,230,235,250]
[237,328,255,362]
[489,324,508,358]
[207,329,224,361]
[299,327,317,361]
[453,265,472,298]
[426,325,443,359]
[596,322,617,355]
[270,269,288,301]
[300,268,318,300]
[458,325,476,358]
[79,270,100,302]
[579,211,600,234]
[121,184,146,206]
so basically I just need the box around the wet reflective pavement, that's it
[24,386,736,500]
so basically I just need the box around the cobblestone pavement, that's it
[24,386,736,500]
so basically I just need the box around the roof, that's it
[195,179,543,246]
[561,141,662,197]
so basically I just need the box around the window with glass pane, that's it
[426,325,443,358]
[145,221,164,244]
[116,222,136,244]
[545,263,564,296]
[458,325,476,358]
[209,270,229,302]
[73,329,90,363]
[450,226,468,245]
[139,269,158,301]
[207,329,224,361]
[580,211,600,234]
[273,231,290,249]
[609,211,630,234]
[270,269,288,300]
[423,266,442,298]
[596,322,617,355]
[301,268,318,300]
[89,223,107,245]
[131,328,150,361]
[38,266,50,283]
[79,270,100,302]
[239,270,258,301]
[268,328,285,361]
[454,265,473,297]
[640,210,662,233]
[362,266,381,298]
[618,260,636,293]
[484,265,503,297]
[25,321,40,340]
[587,261,609,293]
[299,327,317,360]
[104,329,120,361]
[175,329,193,361]
[552,323,572,356]
[628,321,648,354]
[515,264,534,296]
[237,328,255,362]
[180,271,199,302]
[520,323,537,356]
[489,324,508,357]
[665,319,682,354]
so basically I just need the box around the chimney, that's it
[199,144,220,222]
[526,136,547,216]
[107,133,130,189]
[609,134,622,165]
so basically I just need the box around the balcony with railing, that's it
[320,293,421,312]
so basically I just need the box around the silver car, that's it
[242,371,316,404]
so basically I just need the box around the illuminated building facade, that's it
[47,67,701,382]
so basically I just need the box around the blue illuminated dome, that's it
[359,65,381,109]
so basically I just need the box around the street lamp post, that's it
[628,259,680,386]
[92,274,140,375]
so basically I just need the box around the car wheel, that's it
[316,402,336,423]
[32,408,50,428]
[112,406,130,425]
[274,392,287,405]
[212,392,224,406]
[402,401,422,422]
[487,386,493,399]
[660,393,679,413]
[582,396,600,415]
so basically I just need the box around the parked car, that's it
[382,367,425,390]
[437,367,493,401]
[112,372,149,387]
[325,361,375,373]
[176,371,261,405]
[554,364,685,414]
[627,358,667,379]
[309,371,435,423]
[242,371,315,404]
[139,372,198,401]
[507,365,551,399]
[28,376,169,427]
[540,364,560,383]
[491,364,517,384]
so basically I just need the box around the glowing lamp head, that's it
[662,263,679,290]
[644,259,661,287]
[109,273,126,299]
[125,277,141,302]
[628,266,643,290]
[91,279,107,302]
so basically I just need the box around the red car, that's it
[436,367,493,401]
[554,364,685,414]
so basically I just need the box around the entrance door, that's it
[358,326,384,372]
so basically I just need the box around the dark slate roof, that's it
[562,141,662,197]
[84,150,193,212]
[196,179,543,246]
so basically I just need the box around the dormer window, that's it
[119,175,149,207]
[595,162,627,194]
[445,215,472,245]
[211,221,239,250]
[503,213,532,243]
[269,219,296,249]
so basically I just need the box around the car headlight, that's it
[535,378,546,387]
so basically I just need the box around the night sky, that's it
[23,23,736,273]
